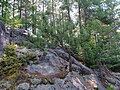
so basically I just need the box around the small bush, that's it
[18,53,38,66]
[106,85,115,90]
[20,38,32,49]
[0,44,22,79]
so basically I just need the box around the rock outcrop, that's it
[0,47,120,90]
[0,21,10,57]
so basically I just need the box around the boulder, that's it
[30,72,99,90]
[12,29,34,47]
[0,81,11,89]
[0,21,10,57]
[27,63,61,75]
[31,78,41,85]
[16,83,30,90]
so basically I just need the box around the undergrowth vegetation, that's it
[29,19,120,69]
[0,44,22,79]
[18,53,39,65]
[0,44,38,80]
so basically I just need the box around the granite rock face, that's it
[0,81,11,89]
[15,47,106,90]
[16,83,30,90]
[12,29,34,47]
[0,47,120,90]
[0,21,10,57]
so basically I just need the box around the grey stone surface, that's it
[31,78,41,85]
[16,47,43,56]
[0,21,6,32]
[0,81,11,89]
[0,21,10,57]
[34,85,55,90]
[16,83,30,90]
[27,63,60,75]
[12,29,34,46]
[32,72,82,90]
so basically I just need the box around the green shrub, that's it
[4,44,17,57]
[20,38,32,49]
[106,85,115,90]
[18,53,39,66]
[0,44,22,79]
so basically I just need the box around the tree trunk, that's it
[25,6,27,30]
[78,0,82,30]
[43,0,44,12]
[32,0,36,34]
[13,0,15,18]
[18,0,22,18]
[67,0,71,21]
[1,0,4,17]
[52,0,55,29]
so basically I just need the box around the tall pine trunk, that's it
[78,0,82,30]
[32,0,36,34]
[24,1,27,30]
[66,0,72,72]
[52,0,55,29]
[1,0,4,18]
[18,0,22,18]
[13,0,15,18]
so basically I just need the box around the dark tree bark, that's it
[32,0,36,34]
[18,0,22,18]
[13,0,15,18]
[78,0,82,30]
[1,0,4,17]
[52,0,55,29]
[66,0,71,21]
[24,0,28,30]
